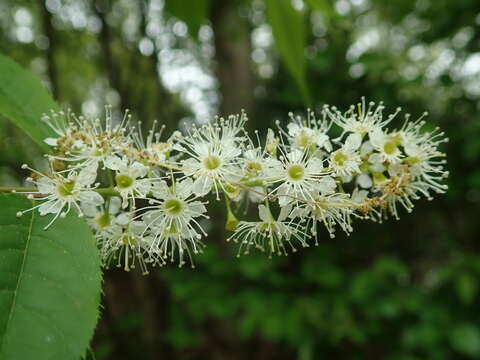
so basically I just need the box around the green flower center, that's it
[224,183,238,194]
[373,171,388,183]
[287,164,305,181]
[359,161,370,172]
[116,174,134,189]
[121,235,136,245]
[333,151,348,167]
[164,198,184,216]
[404,156,420,165]
[383,141,398,155]
[95,212,111,229]
[247,161,263,173]
[204,155,221,170]
[57,181,75,197]
[296,131,313,148]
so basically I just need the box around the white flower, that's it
[329,134,362,177]
[132,120,181,164]
[326,98,401,137]
[289,192,355,241]
[82,196,122,232]
[398,116,449,197]
[97,214,159,274]
[354,151,386,189]
[43,108,132,168]
[266,148,328,205]
[227,204,308,256]
[180,144,241,197]
[42,109,83,147]
[13,102,448,271]
[369,128,403,163]
[241,147,281,179]
[175,116,246,197]
[218,112,249,147]
[113,158,151,208]
[376,173,420,220]
[283,110,332,152]
[140,178,208,267]
[353,140,376,189]
[19,162,104,229]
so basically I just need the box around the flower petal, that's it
[79,190,104,206]
[258,204,271,222]
[192,176,212,197]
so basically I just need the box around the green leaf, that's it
[456,272,478,305]
[304,0,336,16]
[265,0,311,104]
[164,0,210,38]
[450,324,480,357]
[0,194,102,360]
[0,54,58,153]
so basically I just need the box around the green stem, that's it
[0,186,36,193]
[224,194,230,209]
[240,178,266,187]
[0,185,120,198]
[336,178,345,193]
[95,188,120,197]
[107,169,114,187]
[224,194,239,231]
[264,196,272,213]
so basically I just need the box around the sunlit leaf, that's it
[0,54,58,153]
[265,0,310,104]
[164,0,210,38]
[450,324,480,357]
[304,0,336,16]
[456,272,478,305]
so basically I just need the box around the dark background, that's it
[1,0,480,359]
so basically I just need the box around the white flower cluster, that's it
[18,100,449,273]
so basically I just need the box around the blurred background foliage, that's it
[1,0,480,359]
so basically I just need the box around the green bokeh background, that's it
[1,0,480,359]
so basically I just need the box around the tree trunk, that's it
[211,0,255,124]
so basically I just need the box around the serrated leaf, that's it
[164,0,210,38]
[0,194,102,360]
[265,0,311,104]
[0,54,58,153]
